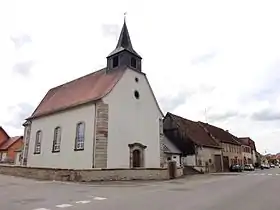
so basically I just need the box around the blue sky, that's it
[1,0,280,154]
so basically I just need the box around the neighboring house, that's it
[22,20,164,169]
[237,137,253,165]
[163,135,182,167]
[199,122,242,171]
[238,137,257,165]
[163,113,223,173]
[0,127,23,163]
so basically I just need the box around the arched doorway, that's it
[132,149,141,167]
[128,142,147,168]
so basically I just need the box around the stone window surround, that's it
[74,121,85,151]
[52,126,62,153]
[128,142,147,168]
[34,130,42,154]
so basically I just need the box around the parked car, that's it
[270,164,275,168]
[244,164,255,171]
[230,164,243,172]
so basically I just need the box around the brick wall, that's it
[0,165,183,181]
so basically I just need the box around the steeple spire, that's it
[106,18,142,72]
[107,19,141,58]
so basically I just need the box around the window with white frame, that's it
[52,126,61,152]
[75,122,85,150]
[34,130,42,154]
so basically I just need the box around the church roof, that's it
[27,68,125,119]
[107,20,141,58]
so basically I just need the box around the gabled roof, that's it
[0,126,10,140]
[166,113,221,148]
[163,135,182,154]
[27,68,125,120]
[0,136,23,151]
[238,137,256,151]
[199,122,241,145]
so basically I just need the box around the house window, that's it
[75,122,85,150]
[52,126,61,152]
[34,130,42,154]
[112,56,119,68]
[131,57,137,68]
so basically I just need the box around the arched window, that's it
[75,122,85,150]
[52,127,61,152]
[34,130,42,154]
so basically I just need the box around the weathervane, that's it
[124,12,127,22]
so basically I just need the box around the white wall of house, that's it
[103,68,163,168]
[27,104,95,169]
[183,155,196,166]
[183,147,221,167]
[15,152,21,165]
[165,154,181,167]
[197,147,222,166]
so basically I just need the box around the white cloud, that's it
[1,0,280,154]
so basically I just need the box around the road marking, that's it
[33,208,50,210]
[260,173,265,175]
[56,204,73,208]
[268,174,273,175]
[93,196,107,200]
[75,200,91,204]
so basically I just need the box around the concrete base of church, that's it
[0,164,183,182]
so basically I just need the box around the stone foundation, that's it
[0,165,183,182]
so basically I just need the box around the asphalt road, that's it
[1,168,280,210]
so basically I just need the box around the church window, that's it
[34,130,42,154]
[131,57,137,68]
[112,56,119,68]
[134,90,140,99]
[75,122,85,150]
[52,126,61,152]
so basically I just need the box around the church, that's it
[21,20,165,169]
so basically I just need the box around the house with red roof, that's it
[21,20,164,169]
[0,127,23,163]
[238,137,258,165]
[198,122,242,171]
[163,113,223,173]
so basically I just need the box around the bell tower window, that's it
[112,56,119,68]
[131,57,137,68]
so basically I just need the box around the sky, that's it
[0,0,280,154]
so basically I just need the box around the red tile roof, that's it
[27,68,125,119]
[0,136,23,151]
[238,137,256,151]
[167,113,221,148]
[199,122,241,145]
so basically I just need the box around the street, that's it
[1,168,280,210]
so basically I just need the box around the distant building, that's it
[0,127,23,163]
[238,137,258,165]
[22,20,164,169]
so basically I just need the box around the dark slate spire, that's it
[106,19,142,72]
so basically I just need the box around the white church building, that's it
[21,20,165,169]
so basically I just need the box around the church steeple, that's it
[107,19,142,72]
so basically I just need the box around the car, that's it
[230,164,243,172]
[270,164,275,168]
[244,164,255,171]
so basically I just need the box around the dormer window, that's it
[131,57,137,68]
[112,56,119,68]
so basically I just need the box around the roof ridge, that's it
[50,67,106,91]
